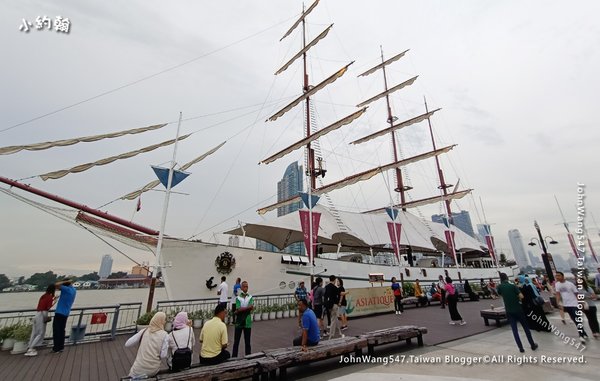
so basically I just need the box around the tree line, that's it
[0,270,129,291]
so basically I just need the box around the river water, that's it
[0,288,168,312]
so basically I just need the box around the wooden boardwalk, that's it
[0,299,499,380]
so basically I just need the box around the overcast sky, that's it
[1,0,599,278]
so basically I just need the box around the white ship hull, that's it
[160,239,516,301]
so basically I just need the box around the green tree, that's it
[79,272,100,281]
[0,274,11,290]
[108,271,127,279]
[24,271,58,290]
[17,276,25,285]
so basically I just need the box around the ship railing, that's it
[0,302,142,343]
[156,293,296,317]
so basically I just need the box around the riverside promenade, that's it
[0,299,597,380]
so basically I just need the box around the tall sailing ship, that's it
[0,1,516,301]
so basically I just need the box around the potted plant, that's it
[268,305,276,320]
[135,311,156,331]
[0,324,18,351]
[282,303,290,318]
[11,323,32,355]
[272,304,281,319]
[253,305,261,322]
[261,305,269,321]
[191,310,204,329]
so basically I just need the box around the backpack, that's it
[171,328,192,372]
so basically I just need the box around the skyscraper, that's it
[431,210,475,238]
[508,229,530,269]
[99,255,113,279]
[256,162,304,254]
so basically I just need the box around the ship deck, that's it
[0,299,500,380]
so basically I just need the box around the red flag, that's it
[485,235,496,264]
[299,210,321,262]
[444,230,457,263]
[386,222,402,262]
[136,196,141,212]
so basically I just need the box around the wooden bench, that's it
[401,296,429,308]
[480,307,507,327]
[359,325,427,356]
[145,325,427,380]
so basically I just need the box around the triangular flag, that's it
[152,165,190,189]
[385,207,399,221]
[299,192,320,209]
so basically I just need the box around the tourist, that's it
[232,281,254,357]
[293,299,320,351]
[24,284,57,357]
[295,281,308,302]
[520,275,550,332]
[167,311,194,371]
[444,277,466,325]
[217,276,228,308]
[312,277,326,337]
[580,278,599,339]
[391,277,403,315]
[126,312,169,378]
[326,277,344,339]
[199,304,230,365]
[480,278,491,299]
[437,275,447,308]
[463,280,479,301]
[488,278,498,299]
[231,277,241,324]
[324,275,340,330]
[541,275,550,292]
[338,278,349,330]
[414,279,427,307]
[555,271,589,342]
[497,273,538,352]
[52,279,77,353]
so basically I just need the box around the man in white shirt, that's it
[217,276,229,308]
[554,271,588,341]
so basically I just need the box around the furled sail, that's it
[121,141,226,200]
[267,62,354,122]
[258,145,455,215]
[0,123,168,155]
[276,24,333,75]
[350,108,440,145]
[39,134,191,181]
[356,76,418,108]
[261,108,367,165]
[357,50,409,78]
[363,189,472,213]
[279,0,320,41]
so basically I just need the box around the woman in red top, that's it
[24,284,56,357]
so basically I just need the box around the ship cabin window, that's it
[421,269,427,277]
[405,268,410,277]
[281,255,308,266]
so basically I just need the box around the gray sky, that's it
[1,0,599,278]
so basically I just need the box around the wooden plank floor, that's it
[0,299,500,380]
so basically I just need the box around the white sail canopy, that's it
[356,76,418,108]
[357,50,409,78]
[121,141,226,200]
[0,123,168,155]
[279,0,320,41]
[267,62,353,122]
[261,108,367,165]
[39,134,191,181]
[350,109,440,145]
[276,24,333,75]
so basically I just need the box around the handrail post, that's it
[73,310,84,345]
[111,305,121,340]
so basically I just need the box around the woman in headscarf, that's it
[126,311,169,378]
[464,280,479,301]
[520,275,551,332]
[167,311,195,371]
[445,277,466,325]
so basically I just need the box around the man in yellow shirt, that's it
[199,303,230,365]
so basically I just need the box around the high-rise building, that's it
[431,210,475,238]
[98,255,113,279]
[476,223,491,243]
[257,162,304,254]
[131,265,150,277]
[508,229,530,269]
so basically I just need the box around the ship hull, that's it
[160,239,515,301]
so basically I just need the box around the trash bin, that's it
[70,324,87,343]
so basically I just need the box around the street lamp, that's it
[530,220,558,283]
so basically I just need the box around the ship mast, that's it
[380,46,411,210]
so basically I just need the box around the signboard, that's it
[91,312,108,324]
[368,273,384,283]
[344,286,394,317]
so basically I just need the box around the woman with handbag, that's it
[24,284,57,357]
[520,276,551,332]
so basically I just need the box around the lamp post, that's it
[529,220,558,283]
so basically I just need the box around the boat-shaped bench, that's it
[480,307,507,327]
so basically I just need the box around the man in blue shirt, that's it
[52,279,77,353]
[231,277,241,324]
[293,299,320,351]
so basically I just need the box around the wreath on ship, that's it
[215,251,236,274]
